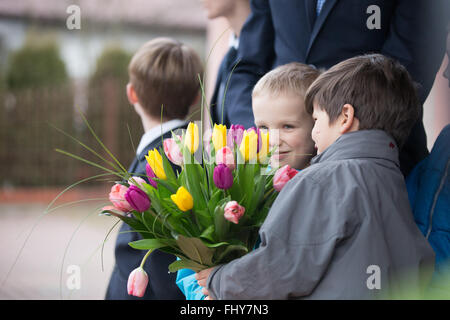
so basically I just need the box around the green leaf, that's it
[154,178,177,196]
[141,210,170,237]
[184,163,208,211]
[214,197,231,242]
[208,188,222,214]
[128,238,176,250]
[168,258,209,273]
[175,235,214,266]
[199,225,215,243]
[214,243,248,264]
[159,146,178,183]
[203,241,230,248]
[246,174,267,217]
[120,215,146,233]
[194,208,214,230]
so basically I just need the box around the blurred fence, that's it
[0,78,143,188]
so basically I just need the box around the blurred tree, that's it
[0,33,75,187]
[6,34,68,90]
[90,46,131,83]
[84,46,142,180]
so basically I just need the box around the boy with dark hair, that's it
[196,54,434,299]
[105,37,203,300]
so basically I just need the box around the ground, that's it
[0,202,119,299]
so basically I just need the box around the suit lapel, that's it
[305,0,317,32]
[128,157,140,175]
[306,0,338,60]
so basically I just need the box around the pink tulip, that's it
[109,184,133,212]
[127,267,149,298]
[215,146,235,170]
[164,137,183,166]
[128,176,147,188]
[227,124,245,149]
[224,201,245,224]
[273,165,298,191]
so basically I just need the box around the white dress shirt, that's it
[135,119,187,156]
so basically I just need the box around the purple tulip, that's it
[213,164,234,190]
[124,185,151,212]
[145,163,158,188]
[227,124,245,149]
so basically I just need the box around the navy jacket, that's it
[406,124,450,274]
[105,126,187,300]
[218,0,448,176]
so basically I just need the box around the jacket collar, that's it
[310,129,400,167]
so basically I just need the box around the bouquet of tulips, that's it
[57,114,299,296]
[102,122,300,277]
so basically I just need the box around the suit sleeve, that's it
[206,175,355,299]
[380,0,448,103]
[223,0,275,129]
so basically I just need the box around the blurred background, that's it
[0,0,448,300]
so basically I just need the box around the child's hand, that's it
[195,267,215,300]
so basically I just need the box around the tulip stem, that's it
[140,249,153,269]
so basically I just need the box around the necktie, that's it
[316,0,326,16]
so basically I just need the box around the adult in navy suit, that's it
[218,0,449,176]
[105,38,203,299]
[204,0,251,126]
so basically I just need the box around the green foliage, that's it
[83,46,140,180]
[6,39,68,90]
[90,46,131,84]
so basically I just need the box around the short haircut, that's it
[305,54,420,147]
[128,37,203,120]
[252,62,322,100]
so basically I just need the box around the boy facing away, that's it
[196,54,435,299]
[105,37,203,300]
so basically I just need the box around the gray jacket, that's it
[207,130,435,299]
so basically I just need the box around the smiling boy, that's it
[252,62,319,170]
[196,54,435,299]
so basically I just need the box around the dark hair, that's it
[305,54,420,147]
[128,37,203,120]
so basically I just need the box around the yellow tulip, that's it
[257,131,270,163]
[145,148,167,180]
[239,130,258,162]
[212,124,227,151]
[170,186,194,211]
[184,122,199,154]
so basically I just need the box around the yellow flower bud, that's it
[239,130,258,162]
[184,122,199,154]
[170,186,194,212]
[145,148,167,180]
[212,124,227,152]
[257,131,270,163]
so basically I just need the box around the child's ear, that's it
[126,83,139,105]
[339,104,359,134]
